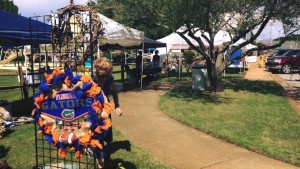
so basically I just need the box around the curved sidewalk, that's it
[112,89,299,169]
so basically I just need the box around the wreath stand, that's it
[30,3,105,169]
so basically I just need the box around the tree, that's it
[87,0,118,19]
[124,0,300,92]
[87,0,172,39]
[0,0,18,14]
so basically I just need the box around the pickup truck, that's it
[265,49,300,74]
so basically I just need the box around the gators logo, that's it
[61,109,75,119]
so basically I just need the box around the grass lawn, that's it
[0,70,171,169]
[0,124,171,169]
[0,66,248,168]
[159,79,300,166]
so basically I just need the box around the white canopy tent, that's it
[157,30,232,53]
[97,13,145,68]
[99,14,144,47]
[233,38,258,63]
[96,14,146,89]
[246,43,257,50]
[233,38,258,50]
[212,30,232,46]
[157,29,232,78]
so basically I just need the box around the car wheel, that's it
[281,64,292,74]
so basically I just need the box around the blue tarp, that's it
[0,10,51,46]
[227,46,242,65]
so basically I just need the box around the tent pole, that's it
[140,42,144,90]
[179,40,181,79]
[165,46,168,77]
[0,47,3,61]
[97,43,100,58]
[24,46,28,77]
[223,53,226,77]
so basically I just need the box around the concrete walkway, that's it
[244,63,273,81]
[112,63,300,169]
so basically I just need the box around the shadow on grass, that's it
[106,140,136,169]
[118,72,192,91]
[224,79,284,96]
[167,86,223,104]
[165,79,284,104]
[2,129,14,138]
[107,140,131,155]
[10,97,34,117]
[0,145,11,159]
[107,158,137,169]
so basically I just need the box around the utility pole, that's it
[269,22,273,46]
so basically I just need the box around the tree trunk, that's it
[206,61,224,92]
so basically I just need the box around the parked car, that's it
[14,116,34,125]
[265,49,300,74]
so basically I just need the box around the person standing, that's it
[136,51,143,69]
[135,51,143,83]
[93,57,122,168]
[152,50,160,68]
[105,50,112,62]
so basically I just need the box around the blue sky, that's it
[14,0,89,17]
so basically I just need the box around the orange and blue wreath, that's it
[32,67,113,159]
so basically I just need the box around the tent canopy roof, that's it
[99,14,144,48]
[143,37,166,48]
[0,10,51,46]
[0,10,146,48]
[124,37,166,50]
[100,37,166,50]
[170,44,190,50]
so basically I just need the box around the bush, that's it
[183,51,195,64]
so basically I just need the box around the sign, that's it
[41,90,93,122]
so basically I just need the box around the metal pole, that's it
[0,47,2,61]
[179,39,181,79]
[270,22,272,46]
[140,42,144,90]
[179,55,181,79]
[165,46,168,77]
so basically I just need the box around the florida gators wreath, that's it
[32,67,113,158]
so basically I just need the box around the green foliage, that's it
[87,0,117,18]
[88,0,300,92]
[183,51,195,64]
[253,42,265,50]
[0,0,18,14]
[87,0,172,39]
